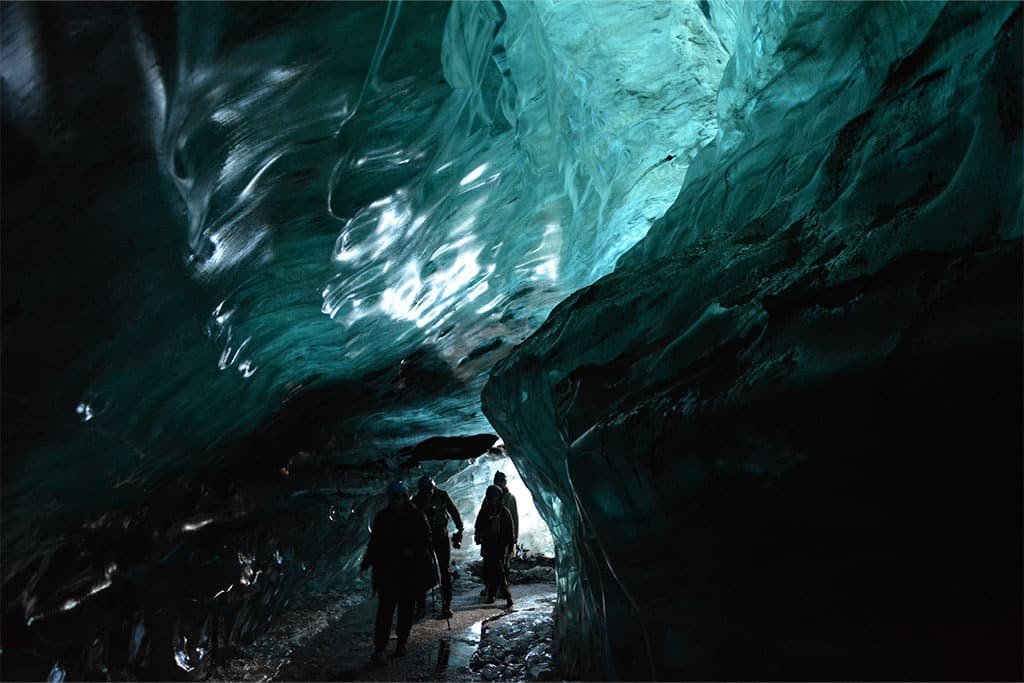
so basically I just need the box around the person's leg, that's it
[395,593,416,655]
[500,558,513,607]
[437,539,453,614]
[478,542,488,597]
[414,591,427,618]
[500,546,513,604]
[482,548,498,601]
[373,591,397,658]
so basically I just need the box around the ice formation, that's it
[2,0,1020,679]
[485,1,1022,678]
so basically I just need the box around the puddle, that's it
[422,621,480,681]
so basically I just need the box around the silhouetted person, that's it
[361,481,436,664]
[478,470,521,599]
[493,470,518,555]
[475,484,515,608]
[412,475,464,619]
[492,471,519,543]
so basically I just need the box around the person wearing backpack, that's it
[479,471,520,599]
[474,484,515,608]
[492,471,519,569]
[412,475,464,619]
[360,481,436,664]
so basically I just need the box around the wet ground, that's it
[211,576,558,682]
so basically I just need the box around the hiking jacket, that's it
[412,488,464,537]
[361,502,437,595]
[499,488,519,543]
[473,503,515,558]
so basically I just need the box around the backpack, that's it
[417,491,450,530]
[478,507,502,543]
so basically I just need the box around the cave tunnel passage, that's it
[420,446,557,564]
[0,433,561,682]
[2,0,1022,681]
[202,444,561,682]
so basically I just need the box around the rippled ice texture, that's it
[2,1,728,678]
[5,0,729,491]
[485,0,1021,679]
[8,0,1018,679]
[180,0,729,406]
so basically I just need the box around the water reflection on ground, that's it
[211,578,559,682]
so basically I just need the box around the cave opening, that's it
[415,444,556,563]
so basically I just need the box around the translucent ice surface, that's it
[484,1,1022,678]
[2,1,728,677]
[3,0,1021,679]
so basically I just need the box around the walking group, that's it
[359,471,520,664]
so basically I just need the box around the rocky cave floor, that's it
[211,560,561,682]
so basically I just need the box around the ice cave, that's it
[1,1,1021,680]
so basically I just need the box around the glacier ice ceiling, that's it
[1,1,1021,680]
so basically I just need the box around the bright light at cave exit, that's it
[440,448,555,562]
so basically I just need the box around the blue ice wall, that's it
[2,1,729,678]
[484,1,1022,679]
[2,0,1021,679]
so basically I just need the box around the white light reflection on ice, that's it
[211,107,241,125]
[218,335,251,371]
[451,215,476,235]
[76,403,94,422]
[265,67,299,84]
[47,663,66,683]
[239,151,284,200]
[213,301,233,327]
[531,222,561,282]
[377,244,496,328]
[193,225,272,279]
[459,163,487,186]
[440,249,485,299]
[325,185,508,328]
[182,518,216,532]
[238,359,257,378]
[174,639,195,672]
[333,192,412,264]
[533,256,559,282]
[476,294,503,315]
[45,578,115,620]
[211,584,234,600]
[219,140,252,187]
[464,278,490,302]
[87,579,112,598]
[380,262,423,322]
